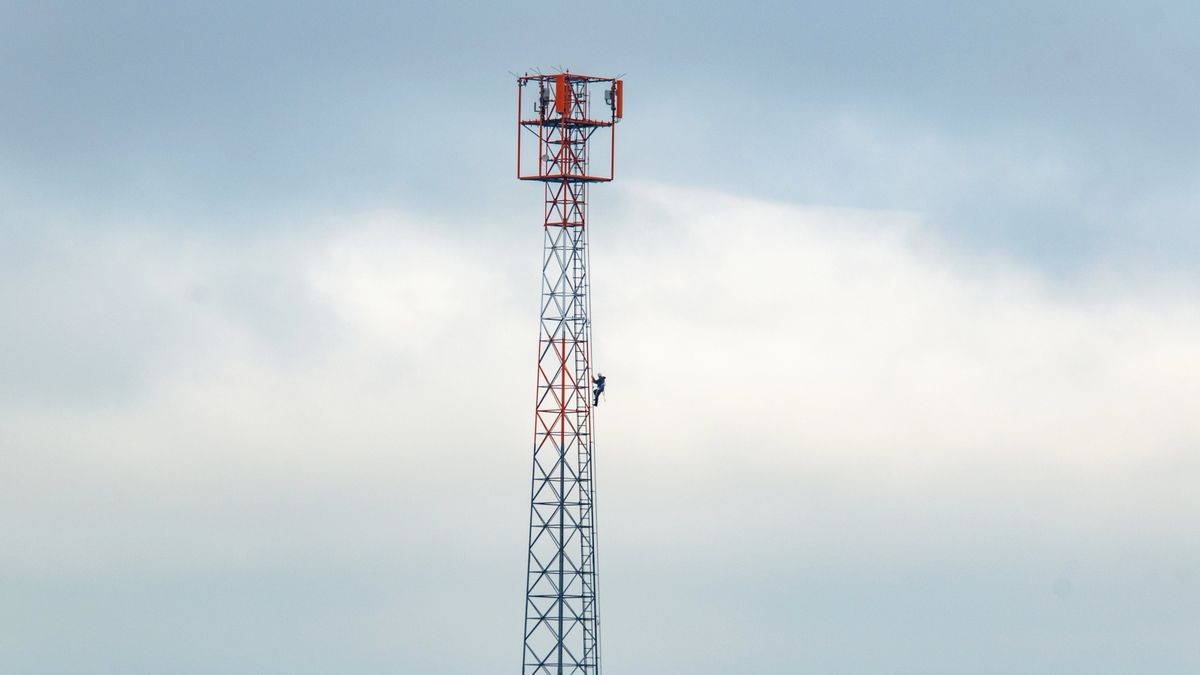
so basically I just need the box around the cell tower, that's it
[516,71,623,675]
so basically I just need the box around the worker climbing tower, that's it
[516,72,623,675]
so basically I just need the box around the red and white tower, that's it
[516,72,623,675]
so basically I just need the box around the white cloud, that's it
[2,184,1198,673]
[591,185,1200,574]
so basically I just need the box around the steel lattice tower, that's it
[516,72,623,675]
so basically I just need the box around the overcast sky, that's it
[2,2,1199,674]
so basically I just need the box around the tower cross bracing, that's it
[517,72,622,675]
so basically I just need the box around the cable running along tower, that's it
[516,72,623,675]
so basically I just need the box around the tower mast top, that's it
[517,73,623,185]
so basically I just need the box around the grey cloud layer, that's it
[3,1,1199,268]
